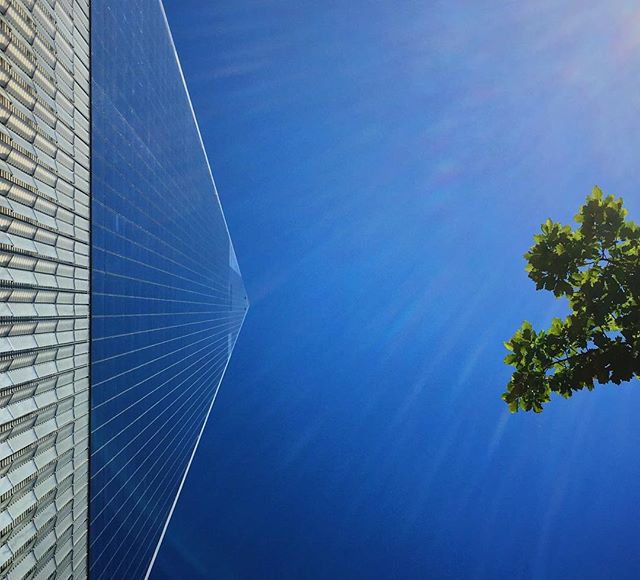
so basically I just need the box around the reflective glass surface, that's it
[90,1,248,577]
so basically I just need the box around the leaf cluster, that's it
[503,187,640,412]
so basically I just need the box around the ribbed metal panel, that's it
[0,0,89,578]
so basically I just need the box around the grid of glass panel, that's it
[90,0,247,578]
[0,0,91,578]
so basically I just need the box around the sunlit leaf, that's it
[503,188,639,412]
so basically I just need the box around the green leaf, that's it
[502,187,640,412]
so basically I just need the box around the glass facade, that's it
[90,1,247,578]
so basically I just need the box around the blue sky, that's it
[153,2,640,578]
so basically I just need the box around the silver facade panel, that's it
[0,0,90,578]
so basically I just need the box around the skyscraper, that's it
[0,1,247,578]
